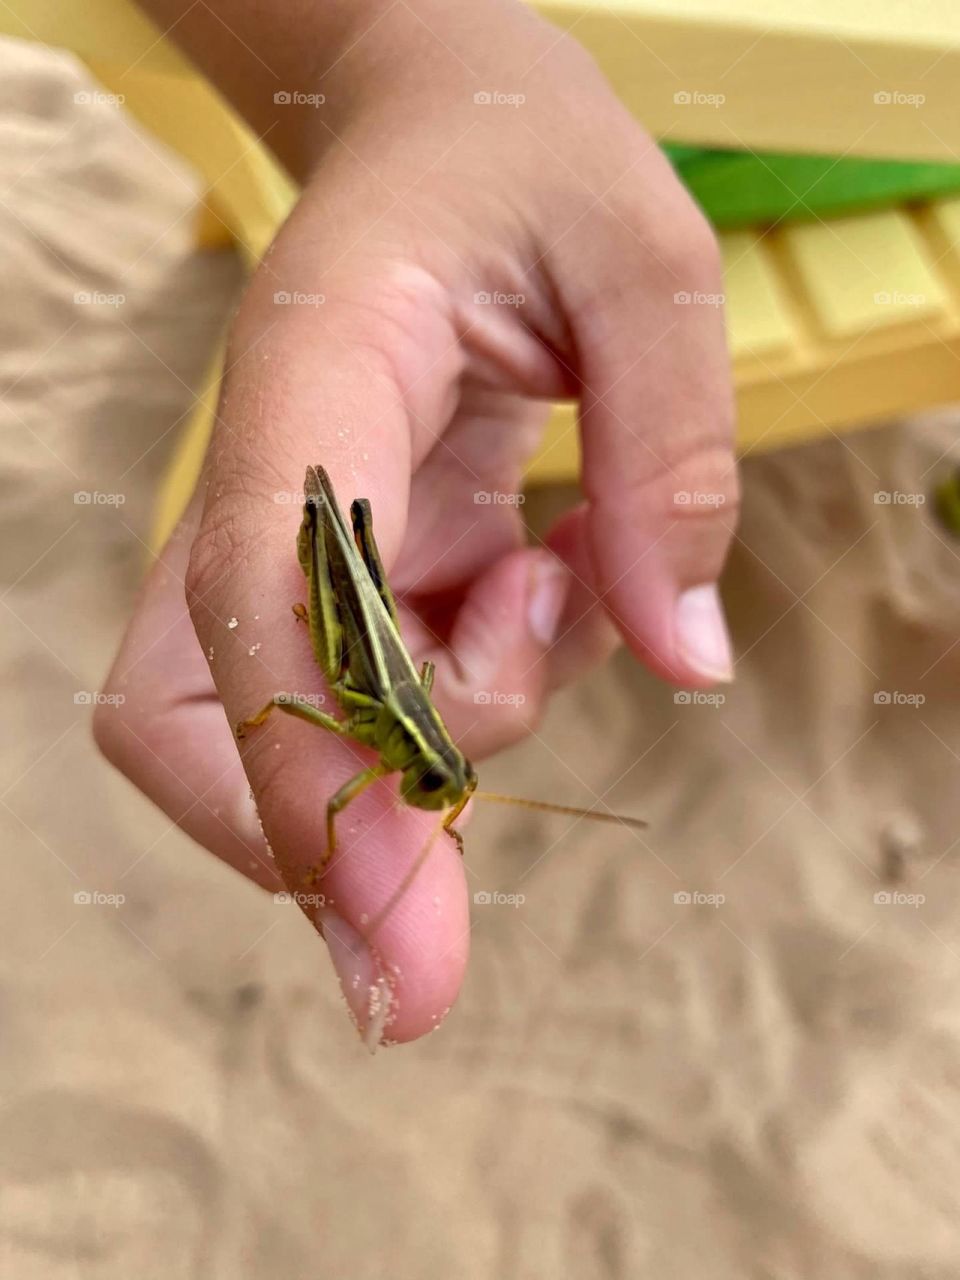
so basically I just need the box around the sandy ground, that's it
[4,35,960,1280]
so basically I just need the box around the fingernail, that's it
[674,583,734,682]
[527,558,570,647]
[318,908,393,1052]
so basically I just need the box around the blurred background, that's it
[3,13,960,1280]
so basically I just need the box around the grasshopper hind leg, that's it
[235,696,390,869]
[235,693,346,740]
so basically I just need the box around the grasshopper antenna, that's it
[474,791,648,830]
[364,796,647,941]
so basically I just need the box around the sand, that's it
[3,34,960,1280]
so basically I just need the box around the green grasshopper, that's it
[237,465,645,872]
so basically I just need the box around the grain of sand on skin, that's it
[5,35,960,1279]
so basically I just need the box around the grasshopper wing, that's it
[304,466,421,699]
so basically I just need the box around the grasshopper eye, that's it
[418,767,447,793]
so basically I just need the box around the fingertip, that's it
[319,908,394,1051]
[312,812,471,1046]
[605,573,735,689]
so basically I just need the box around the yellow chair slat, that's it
[922,196,960,277]
[720,231,798,361]
[782,210,949,341]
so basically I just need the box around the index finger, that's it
[187,290,470,1044]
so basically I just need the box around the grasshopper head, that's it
[402,750,476,812]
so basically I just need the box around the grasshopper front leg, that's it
[323,764,390,867]
[441,772,477,856]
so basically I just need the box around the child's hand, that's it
[99,0,737,1044]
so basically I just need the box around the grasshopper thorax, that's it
[401,750,476,812]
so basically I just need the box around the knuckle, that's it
[638,197,723,291]
[612,169,720,275]
[616,441,740,529]
[573,196,724,342]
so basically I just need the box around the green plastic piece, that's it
[661,144,960,229]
